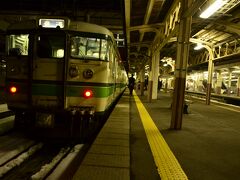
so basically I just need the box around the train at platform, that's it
[5,17,128,140]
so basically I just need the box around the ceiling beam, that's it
[138,0,155,51]
[128,41,152,47]
[124,0,131,45]
[151,0,181,53]
[168,37,213,46]
[182,0,207,18]
[129,23,164,31]
[213,21,240,35]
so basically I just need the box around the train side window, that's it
[100,39,110,61]
[70,36,87,58]
[71,36,103,60]
[86,38,100,59]
[108,44,114,66]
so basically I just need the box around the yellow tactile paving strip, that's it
[132,91,188,180]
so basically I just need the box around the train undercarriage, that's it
[12,106,106,142]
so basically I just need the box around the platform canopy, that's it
[0,0,240,73]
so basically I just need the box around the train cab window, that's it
[37,34,65,58]
[71,36,109,61]
[7,34,29,56]
[71,36,86,58]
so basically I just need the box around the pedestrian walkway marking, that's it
[132,91,188,180]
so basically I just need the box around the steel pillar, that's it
[170,0,192,130]
[152,52,159,99]
[237,77,240,96]
[205,46,214,105]
[148,71,153,102]
[140,69,145,96]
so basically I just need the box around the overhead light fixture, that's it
[200,0,227,19]
[194,43,204,50]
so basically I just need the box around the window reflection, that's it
[70,36,109,61]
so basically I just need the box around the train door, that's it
[5,33,31,108]
[32,32,66,109]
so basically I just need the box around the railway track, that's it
[0,109,93,179]
[185,90,240,106]
[0,132,85,179]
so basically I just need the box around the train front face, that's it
[6,29,68,129]
[5,25,123,138]
[6,31,98,130]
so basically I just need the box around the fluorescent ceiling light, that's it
[194,43,204,50]
[200,0,227,19]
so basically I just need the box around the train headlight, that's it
[83,69,93,79]
[10,86,17,94]
[69,65,79,78]
[83,89,93,98]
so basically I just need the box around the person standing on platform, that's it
[158,79,162,92]
[128,74,135,95]
[144,77,148,90]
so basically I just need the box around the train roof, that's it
[6,18,114,39]
[69,21,114,38]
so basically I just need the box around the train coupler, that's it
[69,106,95,119]
[67,106,95,141]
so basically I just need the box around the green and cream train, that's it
[5,17,128,139]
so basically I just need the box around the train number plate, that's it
[35,113,54,127]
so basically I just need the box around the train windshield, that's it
[37,34,65,58]
[70,36,110,61]
[7,34,29,56]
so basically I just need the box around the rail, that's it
[185,90,240,106]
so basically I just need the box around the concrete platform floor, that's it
[72,89,240,180]
[133,90,240,180]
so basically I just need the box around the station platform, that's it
[73,89,240,180]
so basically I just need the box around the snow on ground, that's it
[0,104,8,113]
[31,146,71,180]
[0,143,43,178]
[46,144,84,180]
[0,116,14,135]
[0,140,35,166]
